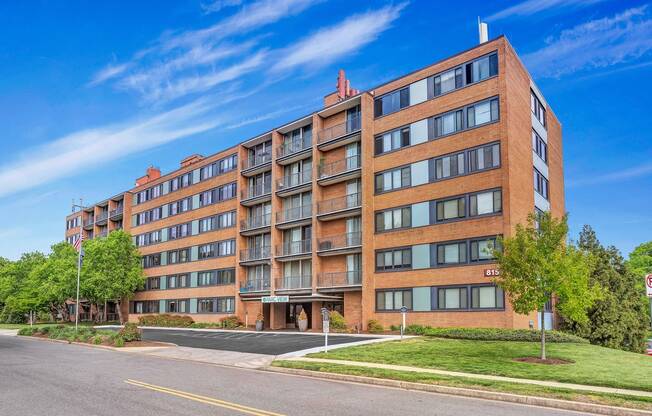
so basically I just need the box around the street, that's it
[0,336,591,416]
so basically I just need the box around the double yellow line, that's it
[125,379,285,416]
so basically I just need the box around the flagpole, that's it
[75,198,83,331]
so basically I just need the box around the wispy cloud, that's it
[200,0,242,15]
[224,104,307,129]
[88,63,130,86]
[487,0,607,21]
[568,160,652,188]
[272,3,406,73]
[523,6,652,78]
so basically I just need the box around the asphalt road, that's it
[139,328,377,355]
[0,336,592,416]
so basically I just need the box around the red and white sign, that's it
[484,269,500,277]
[646,274,652,297]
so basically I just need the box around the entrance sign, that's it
[321,308,330,353]
[400,306,408,340]
[646,274,652,297]
[262,296,289,303]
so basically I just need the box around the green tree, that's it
[493,212,598,360]
[0,252,46,323]
[31,242,79,321]
[627,241,652,280]
[561,228,650,352]
[82,230,143,323]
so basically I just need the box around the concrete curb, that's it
[265,366,652,416]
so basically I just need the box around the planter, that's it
[298,318,308,332]
[255,320,264,331]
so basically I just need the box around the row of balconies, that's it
[239,270,362,293]
[82,206,124,230]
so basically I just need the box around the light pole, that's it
[71,199,86,331]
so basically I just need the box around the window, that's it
[374,127,410,155]
[470,238,497,262]
[467,98,499,127]
[376,248,412,271]
[168,248,189,264]
[198,243,215,259]
[531,90,546,128]
[471,286,504,309]
[434,109,463,137]
[437,287,468,309]
[375,166,411,192]
[469,190,502,216]
[532,130,547,163]
[436,197,465,221]
[142,253,161,268]
[435,152,465,179]
[199,190,214,206]
[437,242,467,265]
[169,197,191,216]
[534,169,549,199]
[219,182,237,200]
[374,87,409,117]
[376,289,413,311]
[375,207,411,232]
[468,143,500,172]
[168,223,190,240]
[217,239,235,256]
[167,274,188,289]
[465,53,498,83]
[197,271,215,286]
[219,211,236,228]
[217,268,235,285]
[145,277,160,290]
[434,67,463,96]
[167,299,188,314]
[132,300,159,314]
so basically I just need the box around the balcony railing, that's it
[241,182,272,200]
[277,135,312,158]
[276,205,312,223]
[96,212,108,222]
[97,231,108,238]
[239,278,271,293]
[110,207,123,217]
[239,246,271,262]
[275,275,312,290]
[84,218,94,227]
[242,152,272,170]
[318,155,360,179]
[276,239,311,257]
[317,193,361,215]
[317,114,361,144]
[318,271,362,287]
[277,169,312,190]
[317,231,362,252]
[240,213,271,231]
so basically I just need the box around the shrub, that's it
[367,319,384,334]
[329,311,348,333]
[138,314,194,328]
[189,322,220,329]
[405,324,431,335]
[424,327,588,343]
[113,336,125,347]
[119,323,142,342]
[17,327,37,336]
[220,315,242,329]
[39,326,51,335]
[92,335,104,345]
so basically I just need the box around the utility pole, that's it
[72,199,85,331]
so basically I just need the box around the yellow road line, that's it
[124,379,285,416]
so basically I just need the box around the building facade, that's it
[64,36,563,331]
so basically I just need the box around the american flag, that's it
[73,232,83,252]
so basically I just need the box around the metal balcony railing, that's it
[240,213,271,231]
[317,114,361,144]
[84,218,94,227]
[317,231,362,252]
[276,205,312,223]
[317,193,361,215]
[276,239,311,257]
[97,231,108,238]
[239,246,271,262]
[275,275,312,290]
[242,152,272,170]
[110,206,123,217]
[239,278,271,293]
[318,271,362,287]
[241,182,272,200]
[318,155,360,179]
[96,212,108,222]
[277,135,312,158]
[277,169,312,190]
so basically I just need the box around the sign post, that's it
[321,308,330,353]
[646,274,652,329]
[399,306,408,340]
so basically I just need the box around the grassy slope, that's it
[307,337,652,391]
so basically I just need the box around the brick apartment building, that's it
[64,35,562,331]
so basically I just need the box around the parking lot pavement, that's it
[140,328,378,355]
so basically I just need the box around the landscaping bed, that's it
[17,323,163,348]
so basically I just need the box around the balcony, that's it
[316,231,362,256]
[240,213,271,236]
[240,182,272,206]
[317,271,362,291]
[275,239,312,261]
[239,278,271,294]
[97,231,108,238]
[110,206,123,219]
[277,136,312,165]
[276,205,312,229]
[239,246,271,265]
[275,275,312,291]
[317,193,361,221]
[95,211,108,226]
[317,115,361,151]
[276,169,312,196]
[241,152,272,176]
[83,218,94,230]
[317,155,361,186]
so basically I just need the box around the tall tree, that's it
[0,252,46,323]
[561,227,650,352]
[32,242,79,321]
[493,212,598,359]
[82,230,143,323]
[627,241,652,280]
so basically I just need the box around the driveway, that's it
[139,328,378,355]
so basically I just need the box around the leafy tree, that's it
[82,230,143,323]
[493,212,598,360]
[31,242,79,321]
[0,252,46,323]
[561,227,650,352]
[627,241,652,280]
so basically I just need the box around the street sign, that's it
[400,306,408,340]
[321,308,331,353]
[261,296,289,303]
[323,320,330,333]
[646,274,652,297]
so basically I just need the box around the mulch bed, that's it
[514,357,574,365]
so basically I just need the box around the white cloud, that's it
[200,0,242,15]
[224,104,307,129]
[568,160,652,187]
[486,0,607,21]
[88,63,130,86]
[523,6,652,78]
[272,3,406,72]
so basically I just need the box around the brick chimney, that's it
[135,166,161,187]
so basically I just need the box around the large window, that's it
[467,98,499,127]
[466,53,498,84]
[470,237,498,262]
[532,130,547,163]
[375,166,411,192]
[197,297,235,313]
[436,242,467,265]
[376,248,412,271]
[469,190,502,217]
[534,168,549,199]
[531,90,546,128]
[166,299,189,314]
[434,152,465,180]
[434,67,463,96]
[374,87,409,117]
[375,207,411,232]
[142,253,161,268]
[168,223,191,240]
[197,269,236,287]
[168,248,189,264]
[436,196,465,221]
[436,287,468,310]
[471,285,504,309]
[167,274,188,289]
[468,143,500,172]
[376,289,413,311]
[374,127,410,155]
[434,109,463,137]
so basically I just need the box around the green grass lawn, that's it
[307,337,652,391]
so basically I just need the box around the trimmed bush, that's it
[189,322,220,329]
[424,327,588,343]
[329,311,348,332]
[92,335,104,345]
[367,319,384,334]
[113,336,125,347]
[17,327,37,336]
[119,323,142,342]
[138,314,194,328]
[220,315,242,329]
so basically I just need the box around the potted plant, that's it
[255,313,264,331]
[297,309,308,332]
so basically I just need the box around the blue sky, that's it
[0,0,650,260]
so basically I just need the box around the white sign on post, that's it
[400,306,408,340]
[321,308,330,353]
[646,274,652,297]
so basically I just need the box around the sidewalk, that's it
[278,357,652,399]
